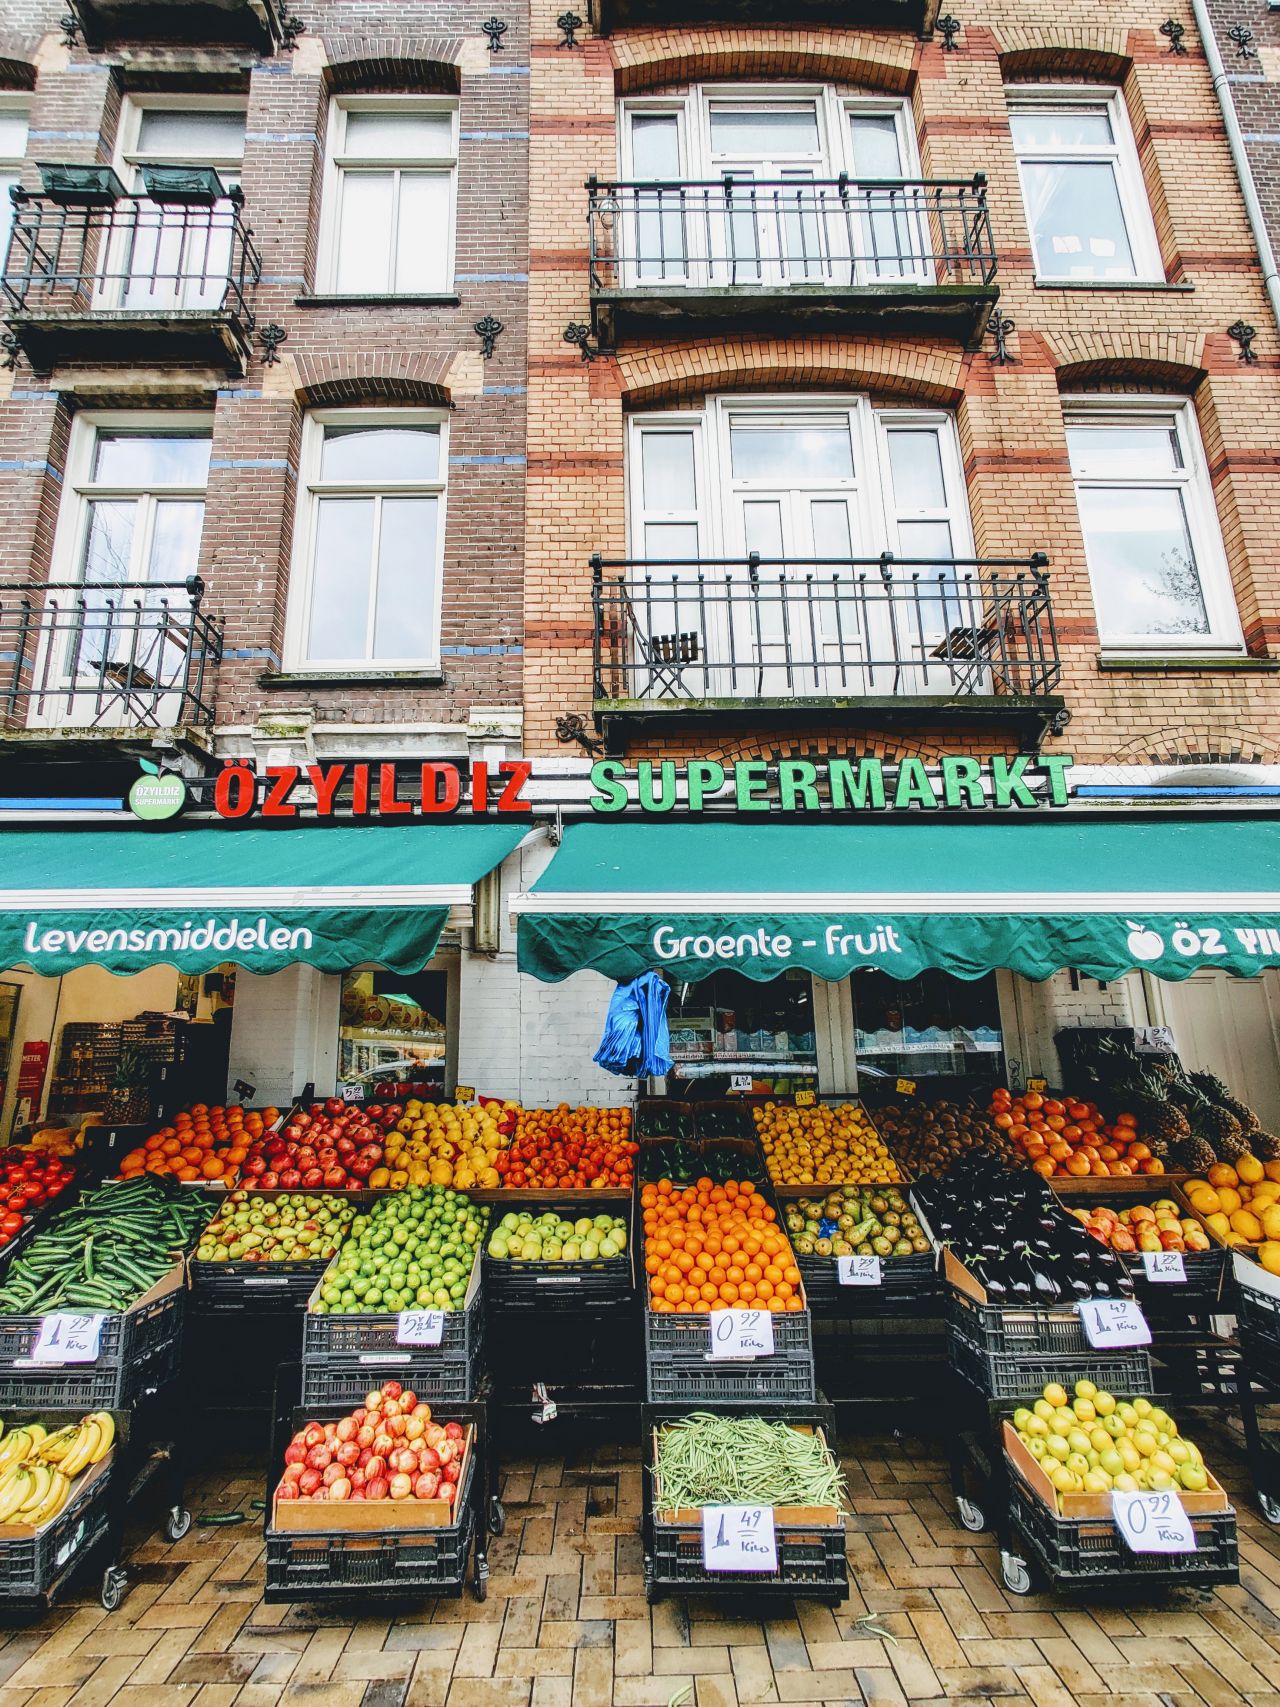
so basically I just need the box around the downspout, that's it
[1191,0,1280,332]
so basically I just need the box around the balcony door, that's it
[705,102,828,286]
[109,103,245,313]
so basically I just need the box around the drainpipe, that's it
[1191,0,1280,333]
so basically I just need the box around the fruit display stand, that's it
[777,1185,940,1319]
[640,1402,847,1606]
[187,1190,363,1314]
[483,1195,635,1311]
[1227,1252,1280,1524]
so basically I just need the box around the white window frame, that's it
[873,408,976,562]
[283,407,450,672]
[317,96,459,296]
[1064,395,1244,654]
[112,93,247,185]
[1007,85,1163,284]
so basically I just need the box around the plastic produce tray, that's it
[0,1454,113,1599]
[947,1323,1152,1404]
[190,1260,330,1312]
[1008,1465,1238,1589]
[482,1197,634,1311]
[644,1308,816,1405]
[1233,1271,1280,1377]
[0,1272,185,1409]
[797,1248,939,1317]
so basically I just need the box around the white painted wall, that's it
[227,965,340,1106]
[1000,969,1146,1089]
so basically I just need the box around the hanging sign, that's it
[1111,1488,1196,1554]
[702,1506,778,1571]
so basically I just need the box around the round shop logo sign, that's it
[1125,920,1165,963]
[127,759,187,822]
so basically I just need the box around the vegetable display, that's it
[313,1187,485,1314]
[0,1150,75,1250]
[641,1177,802,1312]
[0,1411,115,1527]
[0,1178,204,1314]
[655,1413,845,1511]
[195,1192,356,1264]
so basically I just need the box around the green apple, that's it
[1179,1462,1208,1492]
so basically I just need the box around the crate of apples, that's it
[238,1101,396,1191]
[1070,1200,1212,1257]
[989,1089,1163,1179]
[493,1104,636,1189]
[118,1102,273,1184]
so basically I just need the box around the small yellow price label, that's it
[895,1078,917,1096]
[454,1084,475,1103]
[1026,1077,1048,1093]
[794,1089,817,1107]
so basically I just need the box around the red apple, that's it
[322,1462,345,1486]
[282,1462,306,1486]
[284,1443,306,1466]
[330,1478,351,1501]
[303,1423,326,1449]
[366,1477,389,1501]
[414,1471,440,1500]
[364,1455,387,1481]
[298,1468,322,1496]
[389,1473,413,1500]
[276,1481,298,1501]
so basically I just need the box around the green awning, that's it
[514,819,1280,984]
[0,823,526,975]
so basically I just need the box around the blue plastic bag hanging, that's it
[594,973,672,1078]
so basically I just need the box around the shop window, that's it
[320,98,458,295]
[285,409,448,670]
[1064,399,1243,652]
[338,969,449,1102]
[1008,89,1161,283]
[852,969,1005,1085]
[666,969,818,1093]
[0,99,29,261]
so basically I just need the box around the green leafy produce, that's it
[655,1413,846,1511]
[314,1186,485,1315]
[195,1192,356,1263]
[487,1210,626,1262]
[0,1177,207,1313]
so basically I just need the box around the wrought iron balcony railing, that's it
[591,553,1062,706]
[587,175,998,294]
[0,578,222,732]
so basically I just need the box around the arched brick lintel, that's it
[611,28,918,96]
[615,337,967,409]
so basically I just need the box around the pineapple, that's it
[1189,1069,1233,1103]
[1252,1131,1280,1163]
[1174,1135,1217,1175]
[1188,1068,1261,1134]
[1192,1101,1244,1161]
[1150,1102,1191,1144]
[105,1047,150,1124]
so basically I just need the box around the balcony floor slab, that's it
[4,309,254,376]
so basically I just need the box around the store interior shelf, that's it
[339,1029,447,1047]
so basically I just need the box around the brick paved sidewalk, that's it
[0,1413,1278,1707]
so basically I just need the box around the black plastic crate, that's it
[634,1100,695,1143]
[1008,1465,1238,1589]
[1235,1273,1280,1377]
[797,1249,940,1317]
[644,1308,816,1405]
[483,1198,634,1312]
[947,1285,1102,1357]
[0,1456,114,1599]
[947,1323,1152,1404]
[648,1516,846,1600]
[300,1350,479,1410]
[0,1275,185,1408]
[190,1260,329,1313]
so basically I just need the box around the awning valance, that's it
[514,819,1280,984]
[0,823,526,975]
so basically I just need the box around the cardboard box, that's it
[651,1422,842,1528]
[1002,1421,1227,1519]
[271,1423,473,1532]
[0,1449,112,1540]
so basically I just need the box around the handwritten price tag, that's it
[1141,1250,1187,1284]
[702,1505,778,1571]
[396,1310,445,1347]
[1111,1488,1196,1554]
[794,1089,816,1107]
[454,1085,475,1104]
[895,1078,916,1096]
[730,1074,754,1092]
[708,1308,775,1360]
[31,1313,105,1365]
[1078,1297,1151,1348]
[837,1255,882,1286]
[340,1084,364,1103]
[1026,1077,1048,1094]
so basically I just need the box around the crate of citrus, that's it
[382,1099,514,1191]
[115,1103,274,1186]
[640,1177,815,1405]
[753,1101,901,1189]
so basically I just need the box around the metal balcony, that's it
[2,189,262,373]
[0,579,222,737]
[591,553,1067,748]
[587,176,998,346]
[68,0,286,49]
[590,0,938,37]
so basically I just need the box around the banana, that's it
[24,1424,47,1449]
[60,1421,100,1482]
[36,1426,79,1464]
[18,1465,50,1515]
[0,1430,32,1475]
[28,1471,69,1528]
[87,1413,115,1459]
[0,1469,33,1524]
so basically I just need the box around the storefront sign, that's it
[209,760,532,821]
[127,761,187,822]
[589,755,1074,815]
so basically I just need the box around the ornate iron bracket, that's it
[555,712,604,756]
[558,10,583,45]
[474,315,504,359]
[1159,17,1187,52]
[563,321,598,361]
[1228,318,1259,362]
[257,323,288,366]
[482,16,508,50]
[987,310,1017,363]
[937,14,961,49]
[1229,22,1257,57]
[59,8,80,47]
[0,332,20,373]
[279,10,305,49]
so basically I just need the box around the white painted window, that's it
[0,99,29,263]
[320,99,458,295]
[286,411,448,670]
[1008,88,1161,283]
[1065,399,1242,651]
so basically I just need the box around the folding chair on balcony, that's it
[84,604,190,727]
[930,608,1014,695]
[621,594,701,698]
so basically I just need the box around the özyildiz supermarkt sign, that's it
[588,753,1074,814]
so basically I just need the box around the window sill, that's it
[1097,653,1278,672]
[259,670,446,688]
[294,294,461,308]
[1034,279,1193,292]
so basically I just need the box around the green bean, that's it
[654,1413,846,1511]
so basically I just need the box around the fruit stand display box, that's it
[1231,1250,1280,1378]
[1056,1187,1225,1303]
[754,1100,903,1191]
[188,1191,362,1313]
[634,1101,695,1143]
[780,1187,940,1318]
[642,1283,816,1407]
[482,1197,634,1311]
[271,1424,474,1532]
[0,1447,113,1600]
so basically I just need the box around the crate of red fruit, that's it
[493,1104,637,1191]
[990,1089,1169,1182]
[236,1100,401,1192]
[0,1151,76,1262]
[1065,1194,1225,1302]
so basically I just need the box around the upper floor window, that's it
[320,100,458,296]
[59,417,212,590]
[285,411,448,671]
[0,99,29,259]
[1065,399,1242,651]
[1008,89,1161,283]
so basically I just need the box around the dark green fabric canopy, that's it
[0,823,526,974]
[514,819,1280,984]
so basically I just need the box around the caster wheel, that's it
[489,1497,506,1537]
[473,1558,489,1603]
[100,1566,128,1611]
[1000,1552,1032,1597]
[1260,1492,1280,1526]
[165,1506,192,1542]
[956,1497,986,1533]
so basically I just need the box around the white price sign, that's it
[837,1255,882,1287]
[702,1505,778,1571]
[708,1308,775,1360]
[30,1313,105,1365]
[729,1074,754,1092]
[1111,1488,1196,1554]
[340,1084,363,1102]
[1141,1250,1187,1284]
[396,1310,445,1347]
[1077,1297,1151,1348]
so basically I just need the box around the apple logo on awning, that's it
[1125,921,1165,963]
[128,759,187,822]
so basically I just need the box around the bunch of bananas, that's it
[0,1412,114,1527]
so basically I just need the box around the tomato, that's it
[0,1213,23,1239]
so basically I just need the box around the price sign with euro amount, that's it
[702,1505,778,1571]
[1141,1250,1187,1284]
[837,1255,882,1286]
[794,1089,816,1107]
[1078,1297,1151,1348]
[454,1085,475,1105]
[30,1313,105,1365]
[708,1309,775,1360]
[396,1310,445,1347]
[730,1074,754,1092]
[1111,1488,1196,1554]
[895,1078,916,1096]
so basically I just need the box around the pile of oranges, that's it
[115,1103,278,1184]
[641,1176,804,1313]
[989,1089,1164,1179]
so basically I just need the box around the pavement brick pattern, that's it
[2,1413,1280,1707]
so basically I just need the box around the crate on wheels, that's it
[1228,1252,1280,1524]
[0,1446,114,1606]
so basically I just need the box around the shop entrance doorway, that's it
[1153,970,1280,1131]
